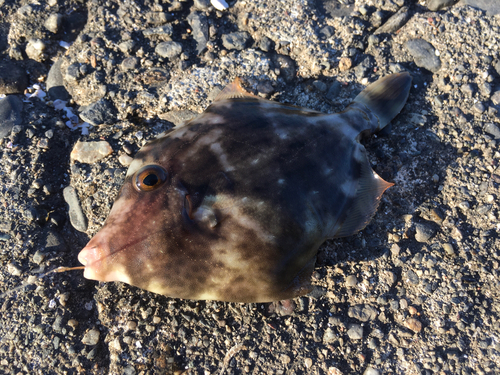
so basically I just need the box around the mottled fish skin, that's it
[78,73,412,302]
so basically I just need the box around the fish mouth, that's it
[78,244,106,281]
[78,243,132,283]
[78,225,159,284]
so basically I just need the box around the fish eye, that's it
[135,165,168,192]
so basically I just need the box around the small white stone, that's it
[70,140,113,164]
[59,41,71,49]
[211,0,228,11]
[118,153,134,166]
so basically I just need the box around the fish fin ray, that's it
[214,78,259,101]
[278,256,315,300]
[353,72,412,132]
[334,158,393,238]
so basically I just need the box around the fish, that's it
[77,72,412,303]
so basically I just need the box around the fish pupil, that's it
[143,174,159,186]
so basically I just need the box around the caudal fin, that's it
[353,72,412,132]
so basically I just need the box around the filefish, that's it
[78,73,411,302]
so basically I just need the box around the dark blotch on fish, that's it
[78,73,412,302]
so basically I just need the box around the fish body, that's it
[78,73,411,302]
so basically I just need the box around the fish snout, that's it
[78,242,121,283]
[78,244,106,281]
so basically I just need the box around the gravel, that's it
[1,0,500,374]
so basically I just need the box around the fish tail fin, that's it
[353,72,412,133]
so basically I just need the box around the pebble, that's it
[0,60,28,94]
[222,31,251,50]
[442,243,455,256]
[348,305,378,322]
[490,91,500,106]
[399,299,408,309]
[211,0,228,11]
[338,57,352,71]
[33,250,46,264]
[46,59,70,100]
[187,12,209,55]
[368,35,379,46]
[319,25,335,39]
[326,81,341,100]
[118,40,136,54]
[25,39,46,61]
[280,354,291,364]
[427,0,457,11]
[155,41,183,59]
[390,243,400,256]
[123,366,136,375]
[0,96,23,138]
[312,80,327,92]
[374,6,410,35]
[304,357,313,368]
[460,83,475,97]
[65,63,81,82]
[405,39,441,72]
[81,329,100,346]
[71,140,113,164]
[404,318,422,333]
[273,55,296,82]
[121,57,139,70]
[323,328,336,344]
[119,153,134,166]
[44,229,67,252]
[7,262,22,276]
[142,25,173,38]
[79,99,117,126]
[259,36,274,52]
[146,12,172,25]
[44,13,62,33]
[484,123,500,139]
[473,102,485,113]
[345,275,357,287]
[406,270,419,285]
[414,222,435,242]
[193,0,210,9]
[63,186,88,232]
[126,321,138,331]
[363,367,380,375]
[347,324,363,340]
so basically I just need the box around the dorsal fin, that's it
[214,78,259,102]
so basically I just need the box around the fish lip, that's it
[78,244,106,281]
[77,246,90,266]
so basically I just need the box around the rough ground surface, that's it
[1,0,500,374]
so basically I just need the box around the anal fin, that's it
[334,153,393,238]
